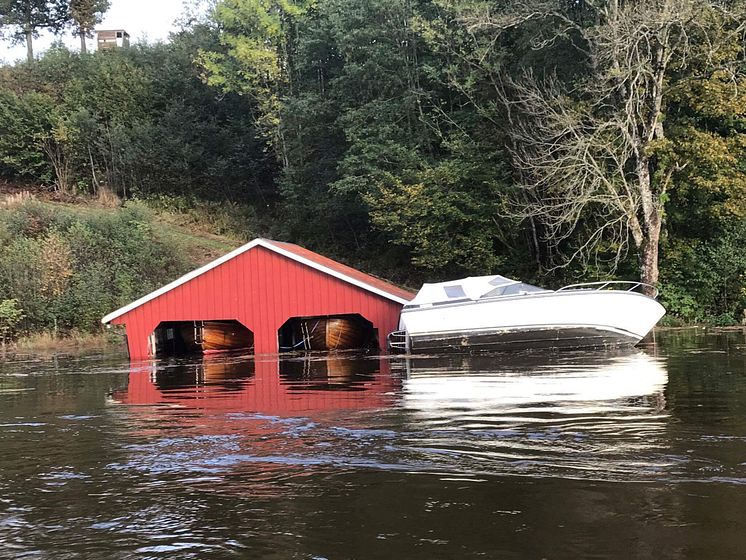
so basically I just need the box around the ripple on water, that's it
[2,338,746,559]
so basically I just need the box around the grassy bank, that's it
[9,331,124,354]
[0,191,242,351]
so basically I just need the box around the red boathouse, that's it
[101,238,414,360]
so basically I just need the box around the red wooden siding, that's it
[107,242,413,359]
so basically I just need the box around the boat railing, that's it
[387,330,408,352]
[556,281,658,298]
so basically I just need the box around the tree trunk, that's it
[635,153,662,293]
[44,141,70,194]
[79,33,87,54]
[640,230,660,290]
[25,29,33,63]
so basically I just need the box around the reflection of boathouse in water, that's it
[115,354,397,416]
[101,239,414,360]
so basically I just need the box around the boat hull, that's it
[399,291,665,353]
[290,316,370,351]
[406,325,641,353]
[200,321,254,353]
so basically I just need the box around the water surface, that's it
[1,329,746,559]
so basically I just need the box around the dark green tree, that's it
[277,0,513,280]
[0,26,277,202]
[0,0,67,63]
[436,0,745,289]
[69,0,110,54]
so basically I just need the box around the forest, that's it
[0,0,745,341]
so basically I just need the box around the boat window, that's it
[488,275,513,286]
[481,282,545,298]
[481,286,507,298]
[443,285,466,298]
[503,282,545,295]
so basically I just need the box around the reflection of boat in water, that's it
[398,351,668,411]
[154,355,255,392]
[281,353,379,387]
[284,315,373,351]
[389,276,666,353]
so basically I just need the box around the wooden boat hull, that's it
[200,321,254,353]
[290,316,370,351]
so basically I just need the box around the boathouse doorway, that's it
[149,320,254,357]
[277,314,378,353]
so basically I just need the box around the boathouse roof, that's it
[101,238,414,325]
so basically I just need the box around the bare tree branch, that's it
[451,0,744,284]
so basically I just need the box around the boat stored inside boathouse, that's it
[101,238,414,359]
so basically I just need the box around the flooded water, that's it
[1,329,746,559]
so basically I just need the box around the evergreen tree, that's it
[69,0,109,54]
[0,0,67,63]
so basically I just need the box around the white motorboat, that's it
[388,276,666,353]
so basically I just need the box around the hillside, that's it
[2,8,746,326]
[0,189,242,348]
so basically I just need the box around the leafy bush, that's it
[0,90,55,183]
[0,299,24,345]
[659,219,746,323]
[0,200,195,336]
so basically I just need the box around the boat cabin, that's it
[404,275,547,309]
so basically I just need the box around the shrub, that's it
[0,200,197,336]
[0,299,24,345]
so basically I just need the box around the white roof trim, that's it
[101,238,410,324]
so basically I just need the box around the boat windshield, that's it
[408,275,502,306]
[407,274,548,307]
[480,282,547,299]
